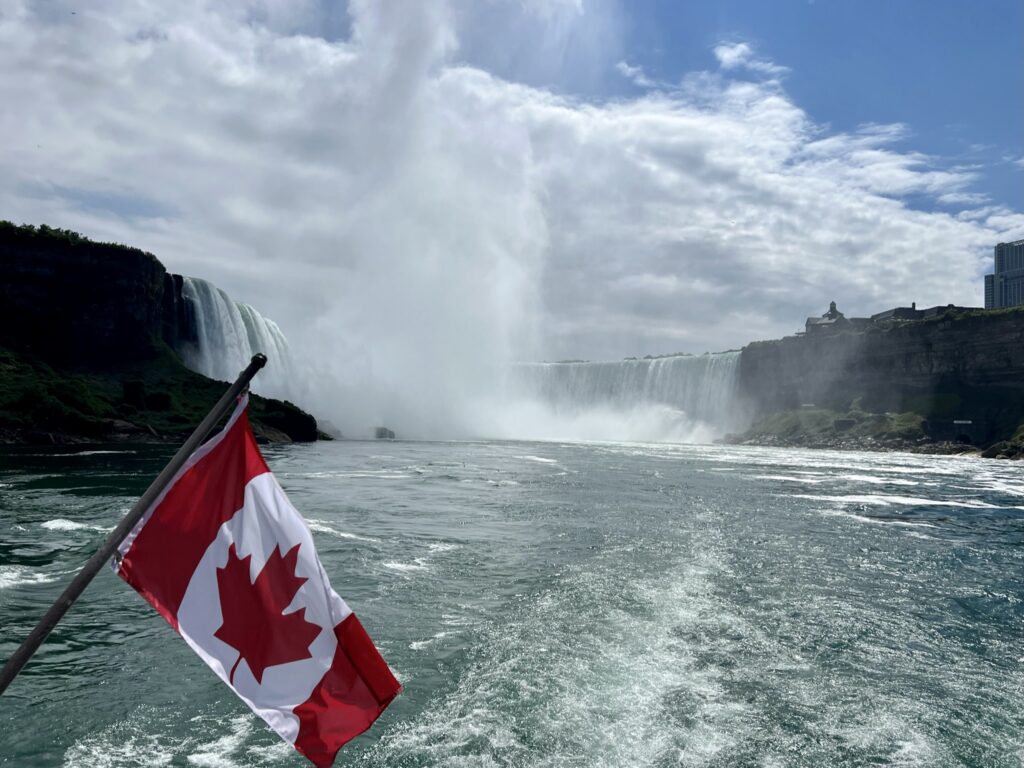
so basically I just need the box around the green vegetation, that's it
[735,406,927,447]
[0,343,316,444]
[0,347,112,436]
[0,220,141,253]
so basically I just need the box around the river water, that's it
[1,440,1022,767]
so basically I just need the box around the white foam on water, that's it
[753,474,825,484]
[293,469,412,480]
[69,450,138,456]
[696,446,968,479]
[382,558,429,573]
[972,475,1024,497]
[904,530,935,539]
[305,519,380,543]
[64,708,288,768]
[840,474,920,486]
[516,455,559,464]
[428,542,460,553]
[64,710,181,767]
[788,493,1000,509]
[819,509,939,529]
[0,565,56,589]
[41,518,108,532]
[185,715,255,767]
[340,472,413,480]
[410,631,449,651]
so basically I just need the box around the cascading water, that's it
[178,277,296,402]
[503,352,748,443]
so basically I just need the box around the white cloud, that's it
[937,192,989,206]
[713,41,789,78]
[615,60,655,88]
[713,41,753,69]
[0,0,1020,437]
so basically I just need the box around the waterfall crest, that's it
[178,277,295,401]
[507,352,747,442]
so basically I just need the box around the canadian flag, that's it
[114,394,400,767]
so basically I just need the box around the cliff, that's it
[0,222,318,444]
[734,307,1024,451]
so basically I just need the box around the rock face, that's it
[0,223,201,364]
[0,223,168,364]
[738,309,1024,445]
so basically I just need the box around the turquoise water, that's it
[1,441,1022,767]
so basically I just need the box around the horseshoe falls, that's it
[178,276,296,402]
[173,279,744,445]
[499,352,749,443]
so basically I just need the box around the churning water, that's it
[1,441,1022,766]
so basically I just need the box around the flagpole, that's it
[0,353,268,697]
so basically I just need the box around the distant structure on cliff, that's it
[804,299,983,336]
[984,239,1024,309]
[805,301,873,334]
[805,301,850,334]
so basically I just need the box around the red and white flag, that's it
[114,395,400,767]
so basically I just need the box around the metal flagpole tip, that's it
[251,353,268,369]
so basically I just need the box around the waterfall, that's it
[508,352,747,441]
[178,277,296,402]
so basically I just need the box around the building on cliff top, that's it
[805,301,848,334]
[804,301,872,334]
[984,239,1024,309]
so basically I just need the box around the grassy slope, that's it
[0,344,318,443]
[735,406,926,446]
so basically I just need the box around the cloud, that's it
[616,60,655,88]
[0,0,1021,437]
[937,192,989,206]
[713,41,789,78]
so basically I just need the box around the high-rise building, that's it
[984,239,1024,309]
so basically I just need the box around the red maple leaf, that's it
[214,542,322,685]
